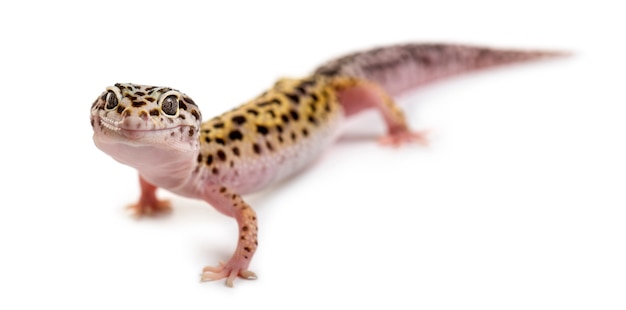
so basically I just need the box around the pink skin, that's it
[199,185,258,286]
[337,81,429,147]
[128,176,171,216]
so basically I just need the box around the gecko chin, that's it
[93,116,199,172]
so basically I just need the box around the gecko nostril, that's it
[139,110,149,121]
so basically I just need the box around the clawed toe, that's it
[127,199,171,217]
[200,260,256,287]
[379,130,429,147]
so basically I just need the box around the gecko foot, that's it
[127,199,171,217]
[379,129,429,147]
[201,260,257,287]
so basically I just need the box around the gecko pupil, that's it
[161,95,179,116]
[105,91,118,110]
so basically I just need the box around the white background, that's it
[1,1,624,309]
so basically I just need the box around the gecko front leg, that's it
[127,175,172,217]
[200,185,258,287]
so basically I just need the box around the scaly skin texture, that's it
[90,43,559,287]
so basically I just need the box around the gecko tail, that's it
[313,43,567,96]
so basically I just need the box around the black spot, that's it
[232,147,240,156]
[215,138,225,145]
[244,247,251,252]
[276,125,283,133]
[267,110,276,118]
[217,150,226,161]
[188,128,194,136]
[291,132,297,141]
[116,105,125,113]
[149,109,159,116]
[205,137,211,143]
[266,141,273,151]
[289,109,300,121]
[308,115,317,125]
[256,125,269,135]
[191,110,200,120]
[295,86,306,95]
[197,154,202,162]
[184,96,196,105]
[252,143,261,154]
[281,114,290,123]
[145,97,155,102]
[179,101,187,110]
[213,122,225,129]
[285,93,300,104]
[212,167,219,175]
[131,101,145,107]
[242,226,249,231]
[278,136,284,143]
[302,128,309,137]
[257,99,280,107]
[299,78,316,88]
[231,115,246,125]
[324,103,331,112]
[219,187,226,193]
[206,154,213,165]
[135,92,145,96]
[246,109,259,116]
[229,130,243,141]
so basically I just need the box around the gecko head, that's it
[90,83,203,163]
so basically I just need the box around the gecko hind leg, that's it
[127,175,172,217]
[332,77,428,147]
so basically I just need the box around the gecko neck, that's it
[94,135,199,192]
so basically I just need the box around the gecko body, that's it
[90,43,559,287]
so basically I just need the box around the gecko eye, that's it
[160,95,179,117]
[104,91,118,111]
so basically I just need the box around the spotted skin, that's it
[90,43,561,287]
[198,76,347,194]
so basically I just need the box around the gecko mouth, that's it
[98,116,183,140]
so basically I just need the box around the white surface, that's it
[1,1,624,309]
